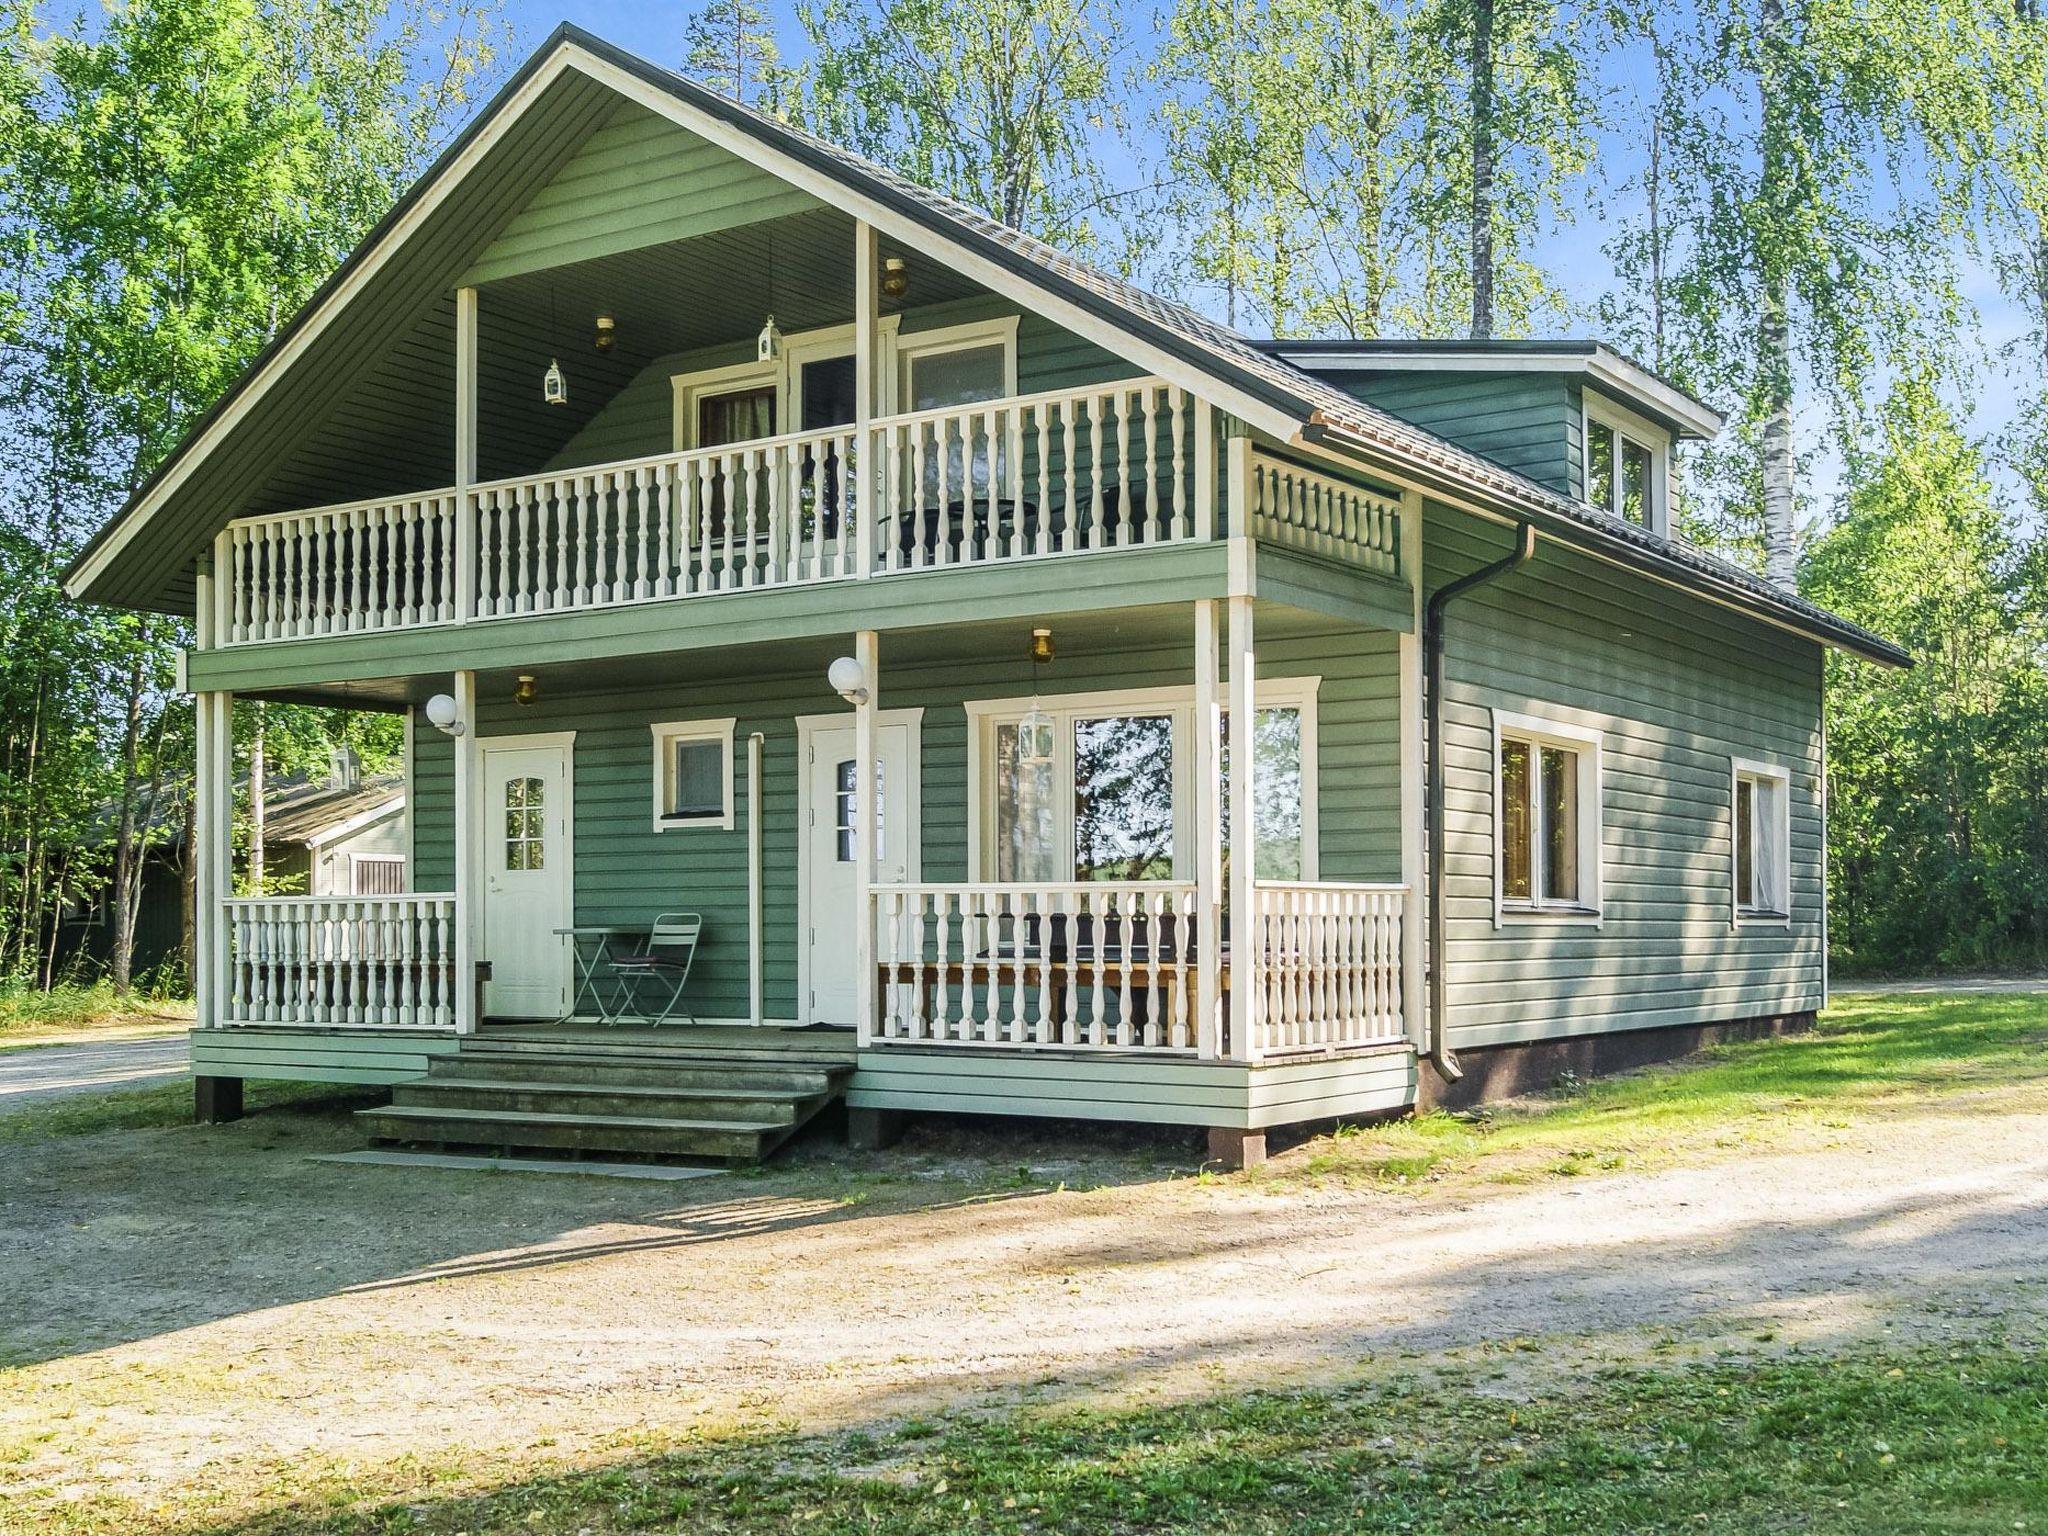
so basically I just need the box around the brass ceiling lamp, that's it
[513,673,538,707]
[593,313,616,352]
[881,255,909,300]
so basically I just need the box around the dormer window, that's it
[1583,394,1670,535]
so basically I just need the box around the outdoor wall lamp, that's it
[425,693,466,737]
[828,655,869,705]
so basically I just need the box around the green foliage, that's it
[787,0,1122,244]
[682,0,781,104]
[1803,379,2048,970]
[1151,0,1593,337]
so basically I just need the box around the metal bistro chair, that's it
[606,913,702,1027]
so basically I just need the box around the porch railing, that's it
[1249,454,1402,580]
[221,894,458,1030]
[211,377,1202,645]
[872,879,1408,1059]
[873,881,1201,1052]
[1248,881,1406,1055]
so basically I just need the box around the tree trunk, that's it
[1467,0,1497,340]
[109,635,150,995]
[1757,0,1798,590]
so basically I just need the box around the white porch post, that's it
[1398,488,1427,1051]
[1193,598,1222,1058]
[452,668,480,1033]
[853,222,879,579]
[1225,434,1259,1062]
[853,629,879,1045]
[193,683,232,1029]
[453,285,478,623]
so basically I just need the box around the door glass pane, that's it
[994,726,1059,881]
[834,757,885,863]
[1501,738,1533,900]
[1587,421,1615,512]
[1541,746,1578,903]
[1621,439,1652,524]
[801,354,857,430]
[1220,706,1305,880]
[907,344,1006,510]
[504,775,544,871]
[1074,714,1175,881]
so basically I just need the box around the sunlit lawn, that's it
[0,980,190,1050]
[1266,990,2048,1189]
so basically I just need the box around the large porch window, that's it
[974,681,1318,884]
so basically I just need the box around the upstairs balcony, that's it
[205,386,1404,647]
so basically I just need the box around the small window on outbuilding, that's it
[650,718,736,831]
[1732,759,1791,921]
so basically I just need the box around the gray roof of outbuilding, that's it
[64,22,1907,669]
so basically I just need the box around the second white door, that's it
[803,719,914,1026]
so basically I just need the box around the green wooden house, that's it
[64,26,1907,1166]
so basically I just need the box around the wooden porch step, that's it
[355,1103,796,1161]
[355,1036,852,1163]
[393,1077,813,1124]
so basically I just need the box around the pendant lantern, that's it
[1013,628,1056,769]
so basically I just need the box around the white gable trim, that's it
[302,794,407,850]
[67,41,1298,601]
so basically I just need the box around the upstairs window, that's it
[1584,396,1670,534]
[1732,759,1791,920]
[1494,712,1603,922]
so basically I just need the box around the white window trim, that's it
[894,314,1020,407]
[964,677,1320,882]
[1491,708,1604,927]
[1582,390,1672,536]
[1731,755,1793,927]
[670,316,904,451]
[650,717,737,832]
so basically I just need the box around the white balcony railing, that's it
[1250,455,1403,579]
[221,894,458,1030]
[211,378,1206,645]
[1248,881,1406,1055]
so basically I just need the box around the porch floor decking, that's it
[473,1021,859,1068]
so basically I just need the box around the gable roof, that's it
[62,23,1907,669]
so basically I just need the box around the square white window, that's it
[1583,397,1670,534]
[1733,760,1791,920]
[1494,713,1603,922]
[650,718,736,831]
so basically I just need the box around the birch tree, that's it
[681,0,781,104]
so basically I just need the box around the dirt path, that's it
[4,1075,2045,1522]
[0,1034,186,1109]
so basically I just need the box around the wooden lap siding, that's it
[412,623,1406,1025]
[1426,505,1825,1050]
[1325,372,1581,500]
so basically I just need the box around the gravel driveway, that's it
[0,1034,186,1110]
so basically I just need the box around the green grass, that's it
[0,1077,349,1143]
[0,979,190,1046]
[1271,990,2048,1189]
[40,1345,2042,1534]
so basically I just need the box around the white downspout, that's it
[748,730,764,1027]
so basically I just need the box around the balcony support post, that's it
[1225,431,1259,1064]
[1193,598,1222,1059]
[1398,488,1427,1051]
[854,629,879,1046]
[452,668,481,1034]
[193,683,233,1031]
[854,222,879,578]
[454,285,478,622]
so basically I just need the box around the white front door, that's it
[480,736,573,1019]
[803,718,915,1026]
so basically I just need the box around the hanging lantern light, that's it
[542,358,568,406]
[756,312,783,363]
[1014,628,1056,769]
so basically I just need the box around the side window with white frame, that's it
[651,718,736,832]
[1583,393,1671,535]
[1732,758,1792,921]
[1493,711,1603,922]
